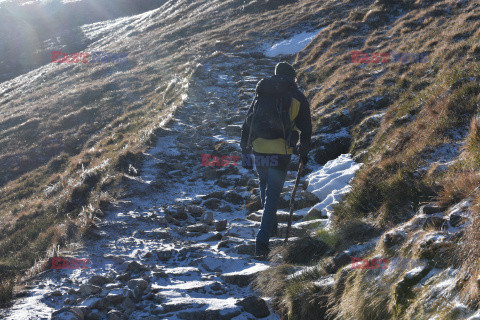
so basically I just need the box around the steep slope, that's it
[1,0,480,319]
[0,0,341,312]
[254,0,480,319]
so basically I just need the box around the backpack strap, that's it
[246,93,258,150]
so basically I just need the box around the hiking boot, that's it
[255,241,270,258]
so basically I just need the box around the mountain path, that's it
[2,51,315,320]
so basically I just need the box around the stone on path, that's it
[236,296,271,318]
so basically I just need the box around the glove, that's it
[293,145,309,165]
[241,148,254,170]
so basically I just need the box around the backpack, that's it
[247,75,296,144]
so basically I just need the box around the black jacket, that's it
[240,80,312,170]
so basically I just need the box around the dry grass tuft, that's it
[269,237,331,265]
[0,279,14,307]
[329,267,396,320]
[458,192,480,307]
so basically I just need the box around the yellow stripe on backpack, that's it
[252,97,301,155]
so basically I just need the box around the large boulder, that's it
[236,296,270,318]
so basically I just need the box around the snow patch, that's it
[265,28,325,57]
[306,154,362,220]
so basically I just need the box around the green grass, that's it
[315,227,339,248]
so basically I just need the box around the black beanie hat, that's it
[275,62,296,79]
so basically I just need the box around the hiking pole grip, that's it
[284,160,304,242]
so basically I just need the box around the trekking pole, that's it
[284,160,304,242]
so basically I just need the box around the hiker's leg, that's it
[256,167,288,245]
[256,164,268,207]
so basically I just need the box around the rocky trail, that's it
[1,48,359,320]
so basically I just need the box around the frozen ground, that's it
[307,154,362,221]
[0,35,360,320]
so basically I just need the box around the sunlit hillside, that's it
[1,0,480,319]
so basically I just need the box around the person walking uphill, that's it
[240,62,312,257]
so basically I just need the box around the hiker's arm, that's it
[240,97,255,150]
[295,96,312,150]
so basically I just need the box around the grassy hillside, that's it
[0,0,348,307]
[255,0,480,319]
[1,0,479,317]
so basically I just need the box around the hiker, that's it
[240,62,312,257]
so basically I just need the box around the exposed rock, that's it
[312,133,351,166]
[245,198,262,212]
[224,190,244,204]
[156,249,174,261]
[200,212,214,224]
[165,205,188,220]
[218,204,232,212]
[235,243,256,255]
[79,284,102,297]
[165,215,182,225]
[296,191,319,208]
[203,198,221,210]
[107,310,123,320]
[115,273,131,282]
[419,204,443,215]
[105,292,125,304]
[394,263,432,304]
[383,230,406,248]
[121,297,136,313]
[147,229,172,239]
[221,266,267,287]
[201,191,225,200]
[52,307,85,320]
[86,309,102,320]
[417,232,454,268]
[246,212,262,222]
[278,190,318,209]
[212,141,239,156]
[187,205,204,217]
[148,292,166,303]
[215,219,228,231]
[325,252,352,274]
[142,251,153,259]
[215,178,234,188]
[88,275,112,287]
[186,223,210,233]
[126,261,148,273]
[49,290,62,297]
[205,232,223,241]
[236,296,270,318]
[128,279,149,297]
[449,214,464,227]
[81,296,108,310]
